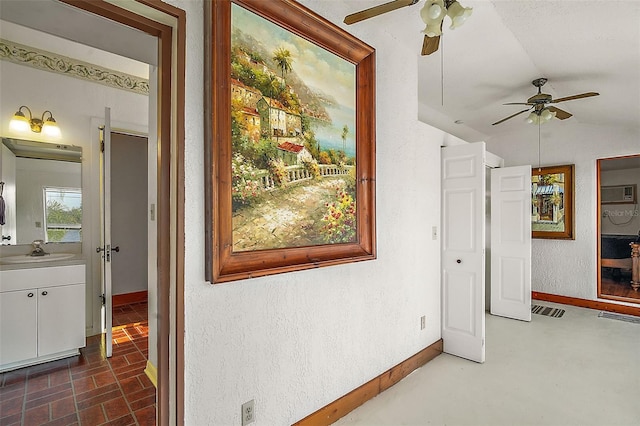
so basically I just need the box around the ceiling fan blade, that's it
[503,102,533,106]
[547,106,572,120]
[344,0,418,25]
[492,108,531,126]
[551,92,599,104]
[421,34,440,56]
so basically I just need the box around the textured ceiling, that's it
[4,0,639,145]
[417,0,640,141]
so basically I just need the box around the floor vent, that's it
[531,305,565,318]
[598,311,640,324]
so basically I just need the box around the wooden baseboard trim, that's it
[112,290,148,307]
[292,339,443,426]
[532,291,640,317]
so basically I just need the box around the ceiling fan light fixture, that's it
[526,111,539,125]
[446,1,473,29]
[420,0,446,37]
[540,108,556,122]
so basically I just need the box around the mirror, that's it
[597,154,640,303]
[0,137,82,245]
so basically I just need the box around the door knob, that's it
[111,246,120,253]
[456,259,462,264]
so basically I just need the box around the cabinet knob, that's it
[28,292,34,298]
[41,291,48,296]
[456,259,462,264]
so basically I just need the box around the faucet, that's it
[30,240,49,257]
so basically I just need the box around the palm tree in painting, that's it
[341,124,349,155]
[272,48,293,95]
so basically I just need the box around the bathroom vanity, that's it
[0,261,86,372]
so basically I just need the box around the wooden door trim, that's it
[596,155,640,306]
[58,1,186,424]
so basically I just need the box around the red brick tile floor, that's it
[0,302,155,426]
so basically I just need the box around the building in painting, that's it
[532,178,565,225]
[231,79,262,143]
[257,96,302,139]
[277,142,313,166]
[231,78,262,109]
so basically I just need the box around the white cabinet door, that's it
[38,284,85,357]
[0,289,37,364]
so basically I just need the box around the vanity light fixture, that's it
[9,106,61,138]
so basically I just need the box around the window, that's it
[43,187,82,243]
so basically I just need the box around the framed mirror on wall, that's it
[0,137,82,245]
[597,154,640,303]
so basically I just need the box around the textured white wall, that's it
[485,121,640,303]
[176,0,448,423]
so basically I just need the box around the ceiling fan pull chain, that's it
[538,121,542,171]
[441,34,444,106]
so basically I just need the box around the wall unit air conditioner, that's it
[601,184,637,204]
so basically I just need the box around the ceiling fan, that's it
[492,78,600,126]
[344,0,473,56]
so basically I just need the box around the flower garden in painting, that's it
[230,4,357,251]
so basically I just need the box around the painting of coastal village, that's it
[531,171,567,233]
[230,4,357,252]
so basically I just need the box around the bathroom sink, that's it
[0,253,76,264]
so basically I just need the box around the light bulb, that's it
[420,0,445,36]
[42,120,61,138]
[428,3,444,20]
[421,0,445,22]
[10,114,30,132]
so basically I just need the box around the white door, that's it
[490,166,532,321]
[441,142,487,363]
[99,107,113,357]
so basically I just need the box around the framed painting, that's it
[531,164,575,239]
[205,0,376,283]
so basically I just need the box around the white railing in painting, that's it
[255,164,353,191]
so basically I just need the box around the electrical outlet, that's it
[241,400,255,426]
[420,315,426,330]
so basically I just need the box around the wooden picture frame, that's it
[531,164,575,240]
[205,0,376,283]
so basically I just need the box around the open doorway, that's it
[109,130,151,371]
[597,154,640,303]
[0,0,184,423]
